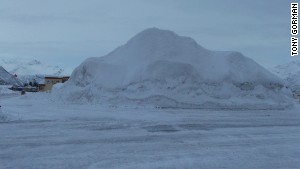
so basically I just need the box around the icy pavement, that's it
[0,95,300,169]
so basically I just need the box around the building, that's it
[38,84,46,92]
[42,76,70,92]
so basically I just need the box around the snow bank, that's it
[53,28,293,109]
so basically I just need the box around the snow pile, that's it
[0,66,23,86]
[54,28,292,109]
[270,60,300,92]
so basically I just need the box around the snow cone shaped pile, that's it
[55,28,292,109]
[0,66,23,86]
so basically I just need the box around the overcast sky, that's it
[0,0,298,70]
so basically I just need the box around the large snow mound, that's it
[54,28,292,109]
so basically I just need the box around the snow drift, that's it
[54,28,292,109]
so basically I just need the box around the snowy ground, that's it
[0,85,19,98]
[0,93,300,169]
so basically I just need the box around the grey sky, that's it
[0,0,298,70]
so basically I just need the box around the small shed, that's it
[44,76,63,91]
[38,84,46,92]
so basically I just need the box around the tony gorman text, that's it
[291,3,298,56]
